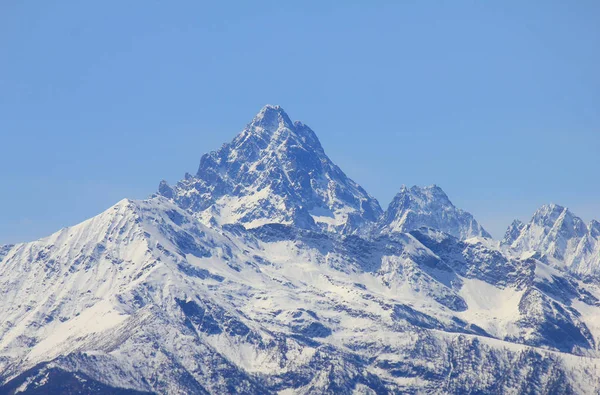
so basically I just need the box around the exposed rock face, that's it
[505,204,600,278]
[503,219,525,245]
[0,244,13,262]
[2,105,600,394]
[377,184,491,239]
[2,197,597,394]
[157,105,382,234]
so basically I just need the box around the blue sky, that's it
[1,1,598,243]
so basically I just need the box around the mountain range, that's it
[1,105,599,394]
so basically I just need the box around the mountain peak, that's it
[508,204,595,275]
[249,104,294,132]
[377,184,491,239]
[158,105,382,233]
[502,219,525,245]
[529,204,587,237]
[408,184,451,204]
[230,105,323,157]
[532,203,567,223]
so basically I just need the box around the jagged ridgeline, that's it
[1,105,599,394]
[157,105,383,234]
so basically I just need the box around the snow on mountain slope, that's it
[0,244,12,262]
[157,105,382,234]
[505,204,600,278]
[2,105,600,394]
[409,229,599,353]
[502,219,525,245]
[376,185,491,239]
[0,198,270,394]
[2,195,600,393]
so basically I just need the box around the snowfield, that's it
[1,105,599,394]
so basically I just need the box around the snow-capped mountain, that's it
[377,184,491,239]
[157,105,382,234]
[502,219,525,245]
[2,197,599,394]
[504,204,600,278]
[1,105,600,394]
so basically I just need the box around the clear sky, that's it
[1,1,599,243]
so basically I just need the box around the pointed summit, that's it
[531,204,568,226]
[219,105,324,173]
[250,104,294,130]
[508,204,600,277]
[377,184,491,239]
[528,204,587,241]
[240,105,296,141]
[158,105,382,233]
[501,219,525,245]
